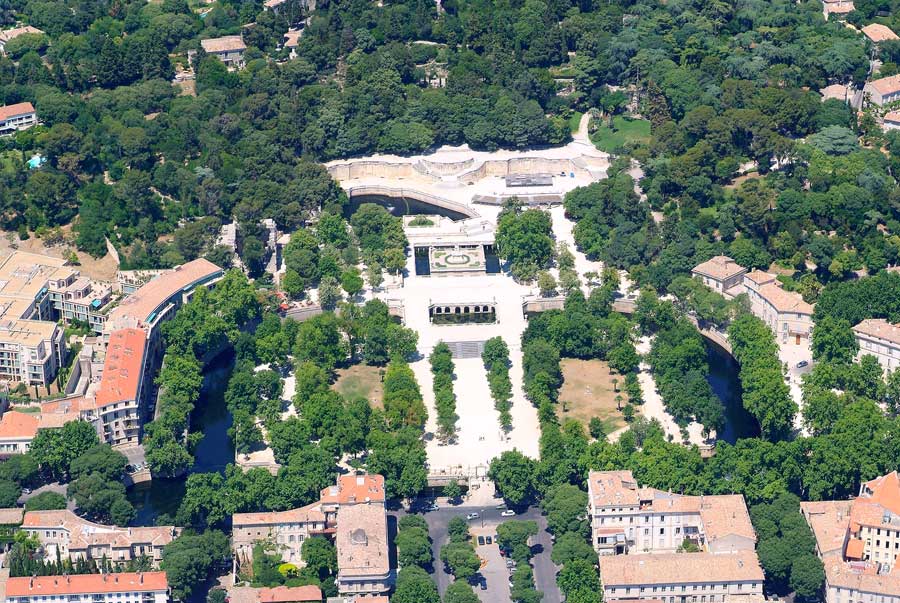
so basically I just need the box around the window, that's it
[660,528,665,535]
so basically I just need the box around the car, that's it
[500,509,516,517]
[466,512,479,520]
[496,503,507,510]
[485,536,493,544]
[477,536,485,545]
[21,488,31,495]
[125,465,134,473]
[479,579,488,591]
[426,502,439,511]
[797,360,809,368]
[506,559,516,569]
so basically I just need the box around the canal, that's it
[344,193,470,221]
[705,340,760,443]
[127,351,235,524]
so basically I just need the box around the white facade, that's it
[743,271,814,345]
[852,319,900,372]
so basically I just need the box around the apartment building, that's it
[0,102,37,135]
[94,328,149,446]
[691,256,747,298]
[742,270,814,345]
[587,471,756,555]
[865,74,900,106]
[0,318,64,387]
[4,572,169,603]
[105,258,224,352]
[801,472,900,603]
[21,509,179,566]
[200,35,247,68]
[233,474,392,597]
[851,319,900,372]
[599,550,765,603]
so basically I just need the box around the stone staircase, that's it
[444,340,486,359]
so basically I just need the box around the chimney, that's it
[140,572,143,584]
[738,559,744,568]
[29,577,33,590]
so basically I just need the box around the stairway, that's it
[443,340,486,359]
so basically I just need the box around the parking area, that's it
[474,535,512,603]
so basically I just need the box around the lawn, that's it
[557,358,634,437]
[590,116,651,153]
[568,111,583,133]
[332,364,384,409]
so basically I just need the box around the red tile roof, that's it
[257,585,323,602]
[106,258,222,327]
[6,572,167,596]
[320,474,385,505]
[845,538,865,559]
[0,102,35,122]
[0,411,39,440]
[862,23,899,43]
[860,470,900,515]
[96,328,147,408]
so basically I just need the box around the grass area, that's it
[557,359,633,436]
[549,63,577,78]
[10,405,41,414]
[590,116,651,153]
[332,364,384,409]
[568,111,584,133]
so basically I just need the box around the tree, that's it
[811,316,857,364]
[496,520,538,563]
[161,530,231,602]
[301,537,337,581]
[69,445,128,481]
[444,580,480,603]
[790,554,825,601]
[550,532,596,566]
[440,541,480,580]
[0,480,21,507]
[30,421,99,479]
[538,271,557,296]
[317,276,343,310]
[588,417,605,440]
[541,484,588,536]
[67,473,135,525]
[448,516,470,542]
[396,525,432,568]
[489,450,537,506]
[807,126,858,155]
[444,480,462,501]
[557,558,600,603]
[391,566,439,603]
[341,268,364,297]
[24,491,67,511]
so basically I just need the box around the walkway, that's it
[631,336,709,447]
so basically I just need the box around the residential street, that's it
[390,502,562,602]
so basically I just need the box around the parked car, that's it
[426,502,439,511]
[21,488,31,495]
[797,360,809,368]
[501,509,516,517]
[466,512,480,520]
[477,536,486,545]
[506,559,516,569]
[479,578,488,591]
[485,536,493,544]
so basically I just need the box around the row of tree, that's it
[430,342,459,443]
[482,336,513,431]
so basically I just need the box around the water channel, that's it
[705,341,760,443]
[127,351,235,525]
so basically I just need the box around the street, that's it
[391,503,562,603]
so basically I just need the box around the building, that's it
[200,35,246,68]
[599,550,765,603]
[258,585,323,602]
[0,411,38,455]
[94,328,149,446]
[691,256,747,298]
[801,472,900,603]
[0,102,37,135]
[822,0,854,19]
[233,501,332,565]
[587,471,756,556]
[862,23,899,45]
[0,26,44,53]
[865,74,900,106]
[22,509,179,566]
[819,84,850,104]
[233,474,392,597]
[4,572,169,603]
[0,318,64,387]
[742,270,814,345]
[335,502,392,597]
[851,318,900,371]
[104,258,223,344]
[884,111,900,131]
